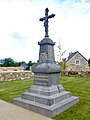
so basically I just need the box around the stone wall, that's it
[61,71,90,77]
[0,70,89,82]
[0,71,34,82]
[0,67,24,71]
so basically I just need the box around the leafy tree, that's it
[28,61,33,66]
[88,58,90,66]
[13,62,19,67]
[58,59,68,70]
[0,58,36,69]
[0,58,19,67]
[2,58,15,67]
[26,61,34,70]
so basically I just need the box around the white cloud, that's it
[0,0,90,62]
[58,0,90,14]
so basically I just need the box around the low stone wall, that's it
[0,70,90,82]
[0,71,34,82]
[61,71,90,77]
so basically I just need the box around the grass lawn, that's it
[0,76,90,120]
[0,79,33,102]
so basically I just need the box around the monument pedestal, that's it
[13,84,79,117]
[13,37,79,117]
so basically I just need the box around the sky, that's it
[0,0,90,63]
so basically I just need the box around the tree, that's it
[58,58,68,71]
[57,40,66,62]
[56,40,67,70]
[0,58,36,69]
[28,61,33,66]
[27,61,34,70]
[88,58,90,66]
[2,58,15,67]
[0,58,19,67]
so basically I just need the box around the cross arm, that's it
[39,17,45,21]
[48,14,55,19]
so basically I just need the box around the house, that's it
[65,51,90,71]
[0,60,4,65]
[20,63,28,70]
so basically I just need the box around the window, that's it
[76,60,80,65]
[69,68,72,71]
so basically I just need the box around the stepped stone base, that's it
[13,85,79,117]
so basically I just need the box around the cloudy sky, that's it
[0,0,90,62]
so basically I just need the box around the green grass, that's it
[0,77,90,120]
[0,79,33,102]
[54,76,90,120]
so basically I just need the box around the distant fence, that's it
[61,71,90,77]
[0,71,34,82]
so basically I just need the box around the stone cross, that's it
[13,8,79,117]
[39,8,55,37]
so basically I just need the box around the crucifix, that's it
[39,8,55,37]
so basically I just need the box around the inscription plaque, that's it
[34,74,49,86]
[40,53,47,62]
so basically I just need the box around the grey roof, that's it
[67,51,88,61]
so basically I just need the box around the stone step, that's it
[29,85,64,96]
[13,96,79,117]
[21,91,71,106]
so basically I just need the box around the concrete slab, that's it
[0,100,53,120]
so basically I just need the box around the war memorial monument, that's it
[13,8,79,117]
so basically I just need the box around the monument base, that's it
[13,85,79,117]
